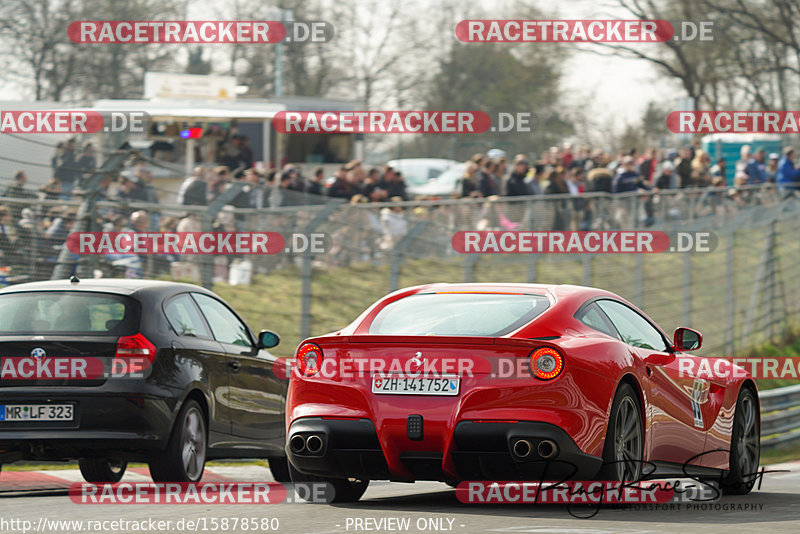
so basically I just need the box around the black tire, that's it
[722,387,760,495]
[149,399,207,483]
[288,461,368,503]
[268,456,291,482]
[597,383,644,481]
[79,458,127,483]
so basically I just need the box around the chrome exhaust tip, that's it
[512,439,532,459]
[305,434,324,454]
[289,434,306,454]
[537,439,558,459]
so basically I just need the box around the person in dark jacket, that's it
[655,161,678,189]
[54,138,80,198]
[4,171,36,220]
[478,160,500,197]
[777,147,800,194]
[306,167,325,196]
[327,167,352,199]
[745,148,768,185]
[76,143,97,185]
[178,168,208,206]
[505,157,530,196]
[545,168,569,230]
[587,166,613,193]
[380,166,408,200]
[613,157,650,193]
[675,146,693,188]
[460,162,480,197]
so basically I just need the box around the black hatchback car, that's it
[0,278,288,483]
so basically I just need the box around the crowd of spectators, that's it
[0,137,792,280]
[456,141,799,202]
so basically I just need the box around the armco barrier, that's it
[761,384,800,450]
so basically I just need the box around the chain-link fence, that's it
[0,185,797,358]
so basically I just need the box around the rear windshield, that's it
[0,291,138,335]
[369,292,550,336]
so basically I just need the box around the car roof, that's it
[409,282,614,299]
[0,278,212,297]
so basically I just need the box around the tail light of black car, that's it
[113,333,157,376]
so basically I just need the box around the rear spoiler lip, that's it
[307,335,562,346]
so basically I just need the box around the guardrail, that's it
[761,384,800,450]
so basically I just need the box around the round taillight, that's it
[529,347,563,380]
[297,343,323,377]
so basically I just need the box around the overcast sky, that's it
[0,0,680,130]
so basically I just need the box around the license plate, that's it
[371,376,460,396]
[0,404,74,421]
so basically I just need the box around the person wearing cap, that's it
[656,160,677,189]
[612,156,649,193]
[766,153,780,182]
[777,146,800,194]
[745,147,768,185]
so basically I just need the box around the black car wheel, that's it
[598,383,644,481]
[723,387,760,495]
[288,462,369,503]
[149,399,207,482]
[268,456,291,482]
[79,458,127,483]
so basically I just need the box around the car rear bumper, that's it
[287,417,602,481]
[0,389,175,460]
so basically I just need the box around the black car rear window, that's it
[369,292,550,336]
[0,291,138,335]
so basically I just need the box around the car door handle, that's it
[228,360,242,370]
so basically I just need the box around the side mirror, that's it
[257,330,280,349]
[674,327,702,351]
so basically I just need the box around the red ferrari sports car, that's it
[285,283,759,502]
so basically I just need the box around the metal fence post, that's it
[389,221,429,292]
[199,182,247,289]
[526,255,538,283]
[299,202,343,341]
[582,255,593,286]
[725,231,735,354]
[682,252,692,326]
[633,254,643,308]
[463,254,478,282]
[764,221,776,341]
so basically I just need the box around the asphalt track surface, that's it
[1,462,800,534]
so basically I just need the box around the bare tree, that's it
[0,0,81,101]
